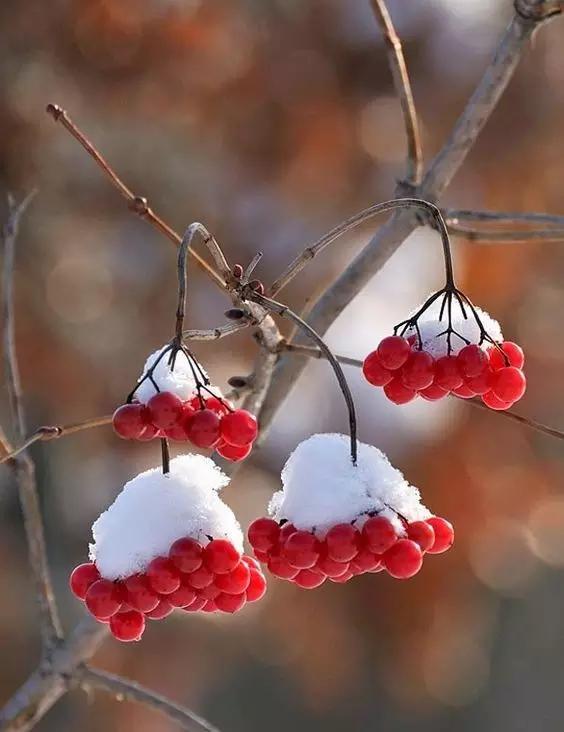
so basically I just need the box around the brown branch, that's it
[79,668,220,732]
[183,322,249,341]
[1,194,63,650]
[448,223,564,242]
[445,208,564,227]
[370,0,423,184]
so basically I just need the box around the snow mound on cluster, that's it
[90,454,242,580]
[269,433,431,536]
[404,296,503,358]
[133,345,211,404]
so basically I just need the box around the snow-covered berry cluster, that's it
[69,455,266,641]
[363,296,526,410]
[248,434,453,588]
[112,346,258,461]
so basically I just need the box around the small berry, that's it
[147,391,184,430]
[419,383,448,401]
[452,382,475,399]
[377,336,411,370]
[489,341,524,370]
[279,522,297,543]
[146,557,181,595]
[199,584,221,601]
[168,583,197,608]
[465,368,494,396]
[481,390,512,411]
[253,549,269,563]
[216,441,252,462]
[214,561,251,594]
[325,524,360,562]
[246,569,267,602]
[70,563,100,600]
[184,565,215,589]
[457,345,488,378]
[248,518,280,551]
[138,423,160,441]
[124,574,159,613]
[215,592,246,613]
[492,366,526,403]
[362,351,393,387]
[204,539,240,574]
[401,351,435,391]
[362,516,397,554]
[293,569,326,589]
[243,555,261,570]
[384,376,416,405]
[109,609,145,641]
[267,555,300,579]
[329,571,354,583]
[185,409,221,448]
[205,396,230,416]
[201,600,218,613]
[112,404,148,439]
[182,596,207,612]
[316,553,350,578]
[169,537,203,573]
[434,356,463,391]
[383,539,423,579]
[165,421,189,441]
[426,517,454,554]
[282,531,321,569]
[220,409,258,447]
[349,548,381,573]
[407,521,435,552]
[145,599,174,619]
[85,579,122,620]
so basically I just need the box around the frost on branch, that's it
[90,454,243,580]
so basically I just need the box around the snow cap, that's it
[269,433,431,535]
[133,344,209,404]
[90,454,242,580]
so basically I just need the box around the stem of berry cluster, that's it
[160,437,170,474]
[249,292,358,465]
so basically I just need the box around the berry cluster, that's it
[70,537,266,642]
[363,336,526,410]
[112,394,258,462]
[247,514,453,587]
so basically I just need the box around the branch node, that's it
[129,195,149,216]
[514,0,562,21]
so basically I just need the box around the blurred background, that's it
[1,0,564,730]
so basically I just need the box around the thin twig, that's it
[1,194,63,650]
[445,208,564,227]
[183,322,249,341]
[79,667,220,732]
[447,223,564,242]
[370,0,423,184]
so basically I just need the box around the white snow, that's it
[269,433,432,536]
[133,344,213,404]
[90,454,243,580]
[404,295,502,358]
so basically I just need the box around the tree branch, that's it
[448,223,564,242]
[445,208,564,227]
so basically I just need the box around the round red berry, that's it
[185,409,220,448]
[465,368,494,396]
[216,440,252,462]
[489,341,524,370]
[349,547,381,573]
[185,565,215,589]
[169,537,203,573]
[329,570,354,584]
[426,517,454,554]
[137,423,160,441]
[182,596,207,612]
[419,383,448,401]
[279,522,297,543]
[434,356,463,391]
[147,391,184,430]
[481,390,512,410]
[112,404,148,440]
[325,524,360,562]
[201,600,218,613]
[220,409,258,447]
[124,574,159,613]
[85,579,122,620]
[246,569,267,602]
[168,583,197,608]
[316,553,350,578]
[377,336,411,370]
[362,351,393,387]
[145,599,174,619]
[243,555,261,570]
[282,531,320,569]
[267,555,299,579]
[215,592,246,613]
[70,563,100,600]
[199,584,221,601]
[383,539,423,579]
[457,345,488,378]
[109,609,145,641]
[146,557,181,594]
[401,351,435,391]
[214,561,251,594]
[407,521,435,552]
[293,569,326,589]
[362,516,398,554]
[492,366,526,403]
[165,421,189,441]
[384,376,416,405]
[204,539,240,574]
[452,382,475,399]
[248,517,280,551]
[205,396,230,416]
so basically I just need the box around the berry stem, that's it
[161,437,170,475]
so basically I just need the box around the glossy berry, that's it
[182,596,207,612]
[137,423,160,441]
[492,366,526,403]
[407,521,435,552]
[401,351,435,391]
[377,336,411,370]
[215,592,246,613]
[124,575,160,613]
[216,441,252,462]
[220,409,258,446]
[293,569,326,589]
[282,531,321,569]
[452,382,475,399]
[383,539,423,579]
[185,409,220,448]
[489,341,524,370]
[85,579,122,620]
[329,570,354,584]
[384,376,416,405]
[325,524,360,562]
[316,553,350,578]
[279,522,297,543]
[205,396,230,416]
[112,404,147,439]
[215,561,251,594]
[243,555,261,571]
[362,351,393,387]
[350,547,381,573]
[70,563,100,600]
[434,356,463,391]
[169,537,203,573]
[457,345,488,378]
[419,383,448,401]
[109,610,145,642]
[146,557,181,594]
[147,391,184,430]
[145,599,174,619]
[168,583,197,608]
[246,569,267,602]
[204,539,240,574]
[465,368,494,396]
[267,555,300,579]
[165,421,189,441]
[481,390,512,411]
[362,516,397,554]
[248,518,280,551]
[184,565,215,589]
[426,517,454,554]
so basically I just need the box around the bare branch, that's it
[79,668,220,732]
[370,0,423,184]
[183,322,249,341]
[448,223,564,243]
[445,208,564,227]
[1,194,63,649]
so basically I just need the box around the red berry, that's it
[147,391,184,430]
[124,574,159,613]
[489,341,524,370]
[182,596,207,612]
[243,555,261,570]
[384,376,416,405]
[282,531,320,569]
[85,579,122,620]
[407,521,435,552]
[184,565,215,589]
[401,351,435,391]
[329,570,354,583]
[109,609,145,641]
[383,539,423,579]
[168,583,197,608]
[146,557,181,595]
[220,409,258,447]
[216,440,252,462]
[253,549,270,563]
[350,548,381,573]
[279,522,297,543]
[112,404,148,439]
[362,516,397,554]
[362,351,393,387]
[481,390,512,411]
[215,592,246,613]
[70,563,100,600]
[267,555,299,579]
[169,537,203,573]
[419,383,448,401]
[377,336,411,370]
[426,517,454,554]
[145,599,174,619]
[199,584,221,601]
[185,409,220,448]
[165,421,189,441]
[201,600,218,613]
[246,569,267,602]
[316,553,350,578]
[457,345,488,378]
[492,366,526,403]
[465,368,494,396]
[205,396,230,416]
[434,356,463,391]
[293,569,326,589]
[452,382,475,399]
[138,423,160,441]
[325,524,360,562]
[204,539,240,574]
[214,561,251,594]
[248,518,280,551]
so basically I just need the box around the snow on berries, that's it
[111,343,258,461]
[69,454,266,642]
[362,294,526,410]
[248,433,453,588]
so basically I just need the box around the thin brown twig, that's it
[447,223,564,242]
[370,0,423,184]
[445,208,564,227]
[183,321,249,341]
